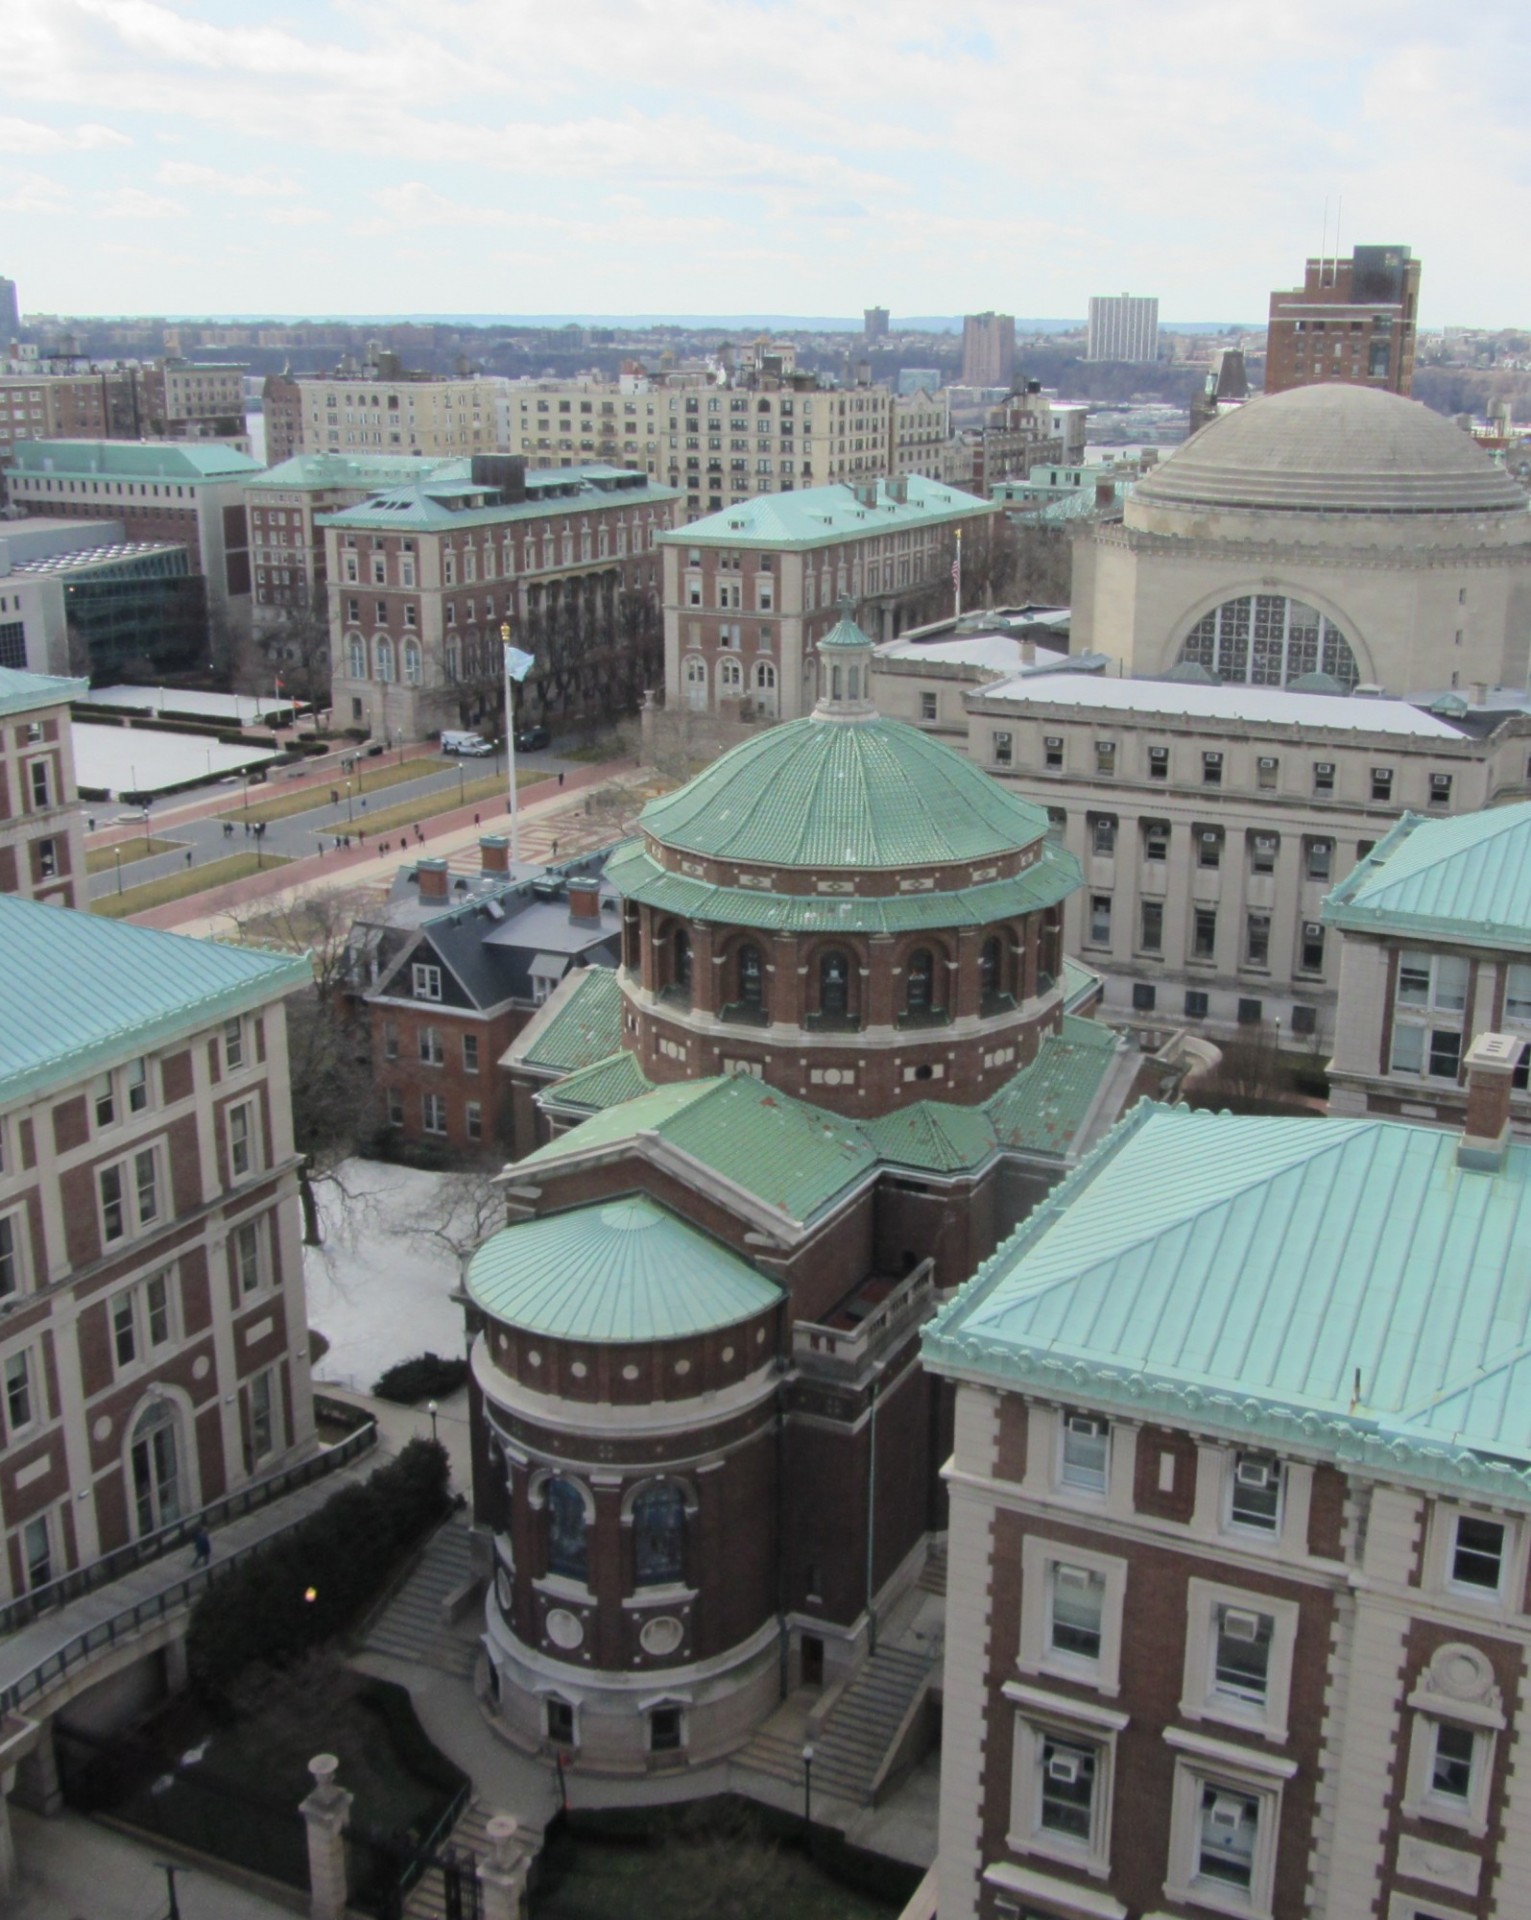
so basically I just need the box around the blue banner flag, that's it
[503,644,536,682]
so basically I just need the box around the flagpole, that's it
[500,622,519,866]
[954,527,963,619]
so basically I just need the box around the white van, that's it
[440,731,493,757]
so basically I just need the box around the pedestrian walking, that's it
[558,770,565,787]
[331,789,339,805]
[185,850,193,867]
[191,1521,212,1569]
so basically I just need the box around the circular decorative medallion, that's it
[640,1615,684,1657]
[622,1364,640,1381]
[192,1355,211,1380]
[545,1608,584,1650]
[674,1358,691,1376]
[721,1346,735,1363]
[92,1416,112,1443]
[571,1361,588,1379]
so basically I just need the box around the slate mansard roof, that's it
[926,1103,1531,1504]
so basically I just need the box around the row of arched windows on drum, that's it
[658,929,1022,1025]
[543,1476,687,1588]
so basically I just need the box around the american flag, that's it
[951,556,960,588]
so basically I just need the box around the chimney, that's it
[1094,479,1116,510]
[1458,1031,1523,1171]
[416,857,449,901]
[479,835,510,875]
[568,877,601,924]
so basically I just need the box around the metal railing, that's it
[0,1406,377,1639]
[794,1262,937,1377]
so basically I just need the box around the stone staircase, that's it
[360,1519,479,1677]
[402,1798,539,1920]
[737,1644,934,1807]
[915,1544,948,1597]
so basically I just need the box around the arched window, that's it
[545,1478,588,1582]
[906,948,935,1015]
[980,936,1004,1003]
[684,655,707,711]
[820,949,850,1018]
[633,1482,686,1587]
[738,943,764,1011]
[403,640,422,685]
[347,635,365,680]
[130,1399,183,1537]
[719,655,743,693]
[1178,594,1359,689]
[673,927,692,995]
[375,636,394,683]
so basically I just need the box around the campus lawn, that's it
[91,850,291,917]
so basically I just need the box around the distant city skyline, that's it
[3,0,1526,329]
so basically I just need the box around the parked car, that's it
[515,725,551,752]
[441,731,493,757]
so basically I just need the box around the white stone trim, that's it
[937,1386,1000,1920]
[1162,1725,1298,1781]
[982,1860,1127,1919]
[1164,1746,1286,1920]
[1005,1704,1119,1879]
[1017,1533,1128,1697]
[1392,1841,1480,1902]
[1002,1681,1130,1733]
[1179,1576,1301,1744]
[1400,1711,1496,1839]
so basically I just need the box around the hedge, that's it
[373,1352,469,1404]
[186,1438,451,1701]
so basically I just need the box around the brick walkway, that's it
[134,759,650,935]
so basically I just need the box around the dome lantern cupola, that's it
[813,599,877,722]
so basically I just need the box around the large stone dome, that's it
[1134,385,1529,517]
[639,711,1050,870]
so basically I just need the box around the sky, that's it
[2,0,1528,329]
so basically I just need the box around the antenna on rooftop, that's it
[1320,195,1329,281]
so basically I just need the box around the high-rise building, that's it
[1265,243,1421,396]
[0,278,19,340]
[961,312,1016,388]
[863,306,890,342]
[1086,292,1160,363]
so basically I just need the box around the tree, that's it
[222,885,378,1243]
[244,583,332,708]
[1010,521,1074,604]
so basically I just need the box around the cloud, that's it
[94,186,184,220]
[0,173,74,216]
[0,114,127,152]
[156,160,303,197]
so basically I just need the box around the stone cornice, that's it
[1091,523,1530,571]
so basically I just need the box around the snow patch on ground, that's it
[302,1158,474,1393]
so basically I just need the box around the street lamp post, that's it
[428,1400,439,1443]
[801,1741,815,1849]
[114,847,122,895]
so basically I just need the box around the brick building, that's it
[1265,243,1421,397]
[321,460,681,741]
[0,361,250,468]
[0,895,314,1607]
[924,1075,1531,1920]
[660,475,996,722]
[467,617,1159,1774]
[291,364,507,461]
[0,669,88,908]
[350,846,619,1157]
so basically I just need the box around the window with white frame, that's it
[1227,1452,1283,1534]
[100,1147,161,1243]
[228,1101,258,1179]
[1400,1641,1503,1837]
[419,1026,445,1066]
[1445,1511,1509,1597]
[1166,1747,1288,1920]
[1018,1535,1128,1693]
[386,1088,403,1127]
[462,1034,479,1075]
[23,1509,53,1590]
[250,1366,278,1460]
[1060,1411,1110,1493]
[223,1017,246,1071]
[111,1271,175,1371]
[1181,1578,1300,1739]
[231,1217,263,1296]
[1505,962,1531,1026]
[412,963,443,1002]
[93,1057,150,1129]
[1004,1697,1124,1878]
[0,1210,25,1300]
[423,1092,447,1135]
[3,1346,36,1434]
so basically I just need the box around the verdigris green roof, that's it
[985,1016,1121,1155]
[605,836,1079,933]
[1061,957,1103,1012]
[247,452,464,493]
[466,1196,780,1342]
[865,1101,997,1174]
[0,895,309,1109]
[520,1075,878,1225]
[638,715,1050,869]
[9,440,261,481]
[820,611,873,652]
[543,1050,652,1112]
[926,1104,1531,1502]
[0,668,88,718]
[658,475,994,552]
[1322,803,1531,947]
[516,966,624,1073]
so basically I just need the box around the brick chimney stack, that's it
[480,836,510,875]
[567,877,601,924]
[1458,1031,1523,1170]
[416,858,449,901]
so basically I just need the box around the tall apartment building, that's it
[503,361,893,522]
[261,372,303,467]
[295,366,507,460]
[139,359,248,448]
[0,278,19,341]
[5,440,262,638]
[0,362,249,467]
[889,388,951,478]
[926,1076,1531,1920]
[660,475,997,721]
[0,669,88,907]
[321,460,682,741]
[0,894,315,1612]
[864,306,890,341]
[961,311,1017,388]
[1265,243,1421,396]
[1086,291,1160,362]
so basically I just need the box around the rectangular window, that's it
[1044,736,1063,770]
[93,1070,116,1129]
[100,1164,125,1242]
[1506,963,1531,1024]
[386,1087,403,1127]
[232,1219,261,1295]
[23,1512,51,1590]
[1230,1452,1283,1531]
[650,1707,683,1753]
[419,1026,444,1066]
[1140,900,1164,952]
[229,1103,254,1178]
[223,1017,245,1071]
[37,838,57,879]
[1050,1564,1105,1661]
[145,1272,171,1348]
[127,1057,149,1115]
[1148,745,1169,780]
[3,1348,33,1430]
[1091,816,1116,856]
[1185,989,1209,1019]
[1198,1786,1259,1890]
[1094,740,1116,776]
[1372,766,1393,802]
[113,1291,137,1366]
[1198,830,1222,870]
[462,1034,480,1074]
[412,963,443,1002]
[1305,838,1333,881]
[1256,755,1278,790]
[992,730,1013,767]
[1213,1606,1274,1705]
[1313,760,1335,795]
[1250,834,1278,875]
[135,1148,159,1225]
[250,1368,275,1459]
[1430,1723,1475,1801]
[1429,1028,1463,1079]
[1300,923,1325,974]
[1450,1514,1506,1591]
[1087,895,1111,947]
[1144,821,1169,861]
[0,1213,19,1299]
[383,1021,399,1062]
[1039,1736,1097,1841]
[919,692,937,721]
[1193,908,1217,960]
[466,1101,482,1141]
[1245,913,1271,968]
[423,1092,447,1135]
[1202,751,1223,786]
[1061,1412,1109,1492]
[29,759,49,809]
[1430,772,1453,808]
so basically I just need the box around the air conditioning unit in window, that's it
[1235,1459,1274,1489]
[1067,1414,1102,1437]
[1046,1754,1082,1784]
[1208,1796,1247,1833]
[1257,756,1277,771]
[1221,1608,1264,1642]
[1200,830,1220,844]
[1055,1565,1093,1592]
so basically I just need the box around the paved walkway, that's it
[10,1805,302,1920]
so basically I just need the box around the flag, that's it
[951,556,960,588]
[503,644,536,683]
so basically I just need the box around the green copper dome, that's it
[467,1195,781,1342]
[639,714,1051,869]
